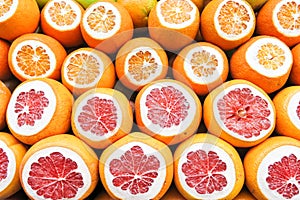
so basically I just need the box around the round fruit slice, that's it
[203,79,276,147]
[99,132,173,200]
[20,134,98,200]
[135,79,202,145]
[80,0,134,54]
[244,136,300,199]
[174,133,244,200]
[172,42,229,96]
[61,47,116,97]
[230,35,293,94]
[0,81,11,131]
[201,0,255,50]
[0,132,26,199]
[0,0,40,41]
[115,37,168,91]
[41,0,85,48]
[8,33,67,82]
[148,0,200,51]
[256,0,300,47]
[273,86,300,140]
[6,78,74,145]
[71,88,133,149]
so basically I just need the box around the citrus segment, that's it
[61,47,115,96]
[173,42,229,96]
[6,78,73,145]
[174,134,244,199]
[72,88,133,149]
[115,37,168,91]
[41,0,84,47]
[8,33,67,82]
[201,0,255,50]
[204,79,276,147]
[256,0,300,47]
[99,132,173,200]
[230,35,293,94]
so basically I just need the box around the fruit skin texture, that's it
[256,0,300,47]
[245,0,268,10]
[7,78,74,145]
[19,134,99,200]
[0,132,27,200]
[273,86,300,140]
[173,133,245,200]
[203,79,276,148]
[200,0,255,51]
[0,0,40,41]
[243,136,300,200]
[99,131,173,200]
[230,35,292,94]
[0,81,11,131]
[0,39,13,81]
[290,43,300,85]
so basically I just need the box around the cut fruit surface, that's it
[71,88,133,149]
[135,79,202,145]
[203,79,276,147]
[99,132,173,200]
[61,47,116,96]
[174,133,244,200]
[115,37,168,91]
[173,42,229,96]
[20,134,98,200]
[6,78,73,145]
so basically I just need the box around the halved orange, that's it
[19,134,99,200]
[80,0,134,54]
[61,47,116,97]
[6,78,74,145]
[8,33,67,82]
[174,133,244,199]
[135,79,202,145]
[0,132,27,199]
[256,0,300,47]
[99,131,173,200]
[115,37,169,91]
[203,79,276,148]
[0,0,40,41]
[173,41,229,96]
[71,88,133,149]
[230,35,293,94]
[41,0,85,48]
[148,0,200,51]
[200,0,256,50]
[244,136,300,199]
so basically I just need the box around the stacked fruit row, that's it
[1,0,300,199]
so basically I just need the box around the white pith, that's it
[177,143,236,199]
[0,0,18,22]
[257,145,300,200]
[82,2,121,40]
[0,140,16,193]
[214,0,255,40]
[104,141,167,200]
[11,40,57,79]
[44,0,82,31]
[74,92,123,141]
[156,0,197,29]
[213,83,275,142]
[22,146,92,200]
[273,0,300,37]
[287,91,300,130]
[6,80,57,136]
[63,50,104,89]
[124,46,164,86]
[183,45,225,84]
[139,81,198,136]
[245,37,293,78]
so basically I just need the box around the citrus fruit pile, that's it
[1,0,300,199]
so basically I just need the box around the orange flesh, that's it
[257,43,285,70]
[48,1,77,26]
[160,0,193,24]
[191,50,218,77]
[0,0,13,17]
[87,6,116,33]
[277,1,300,31]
